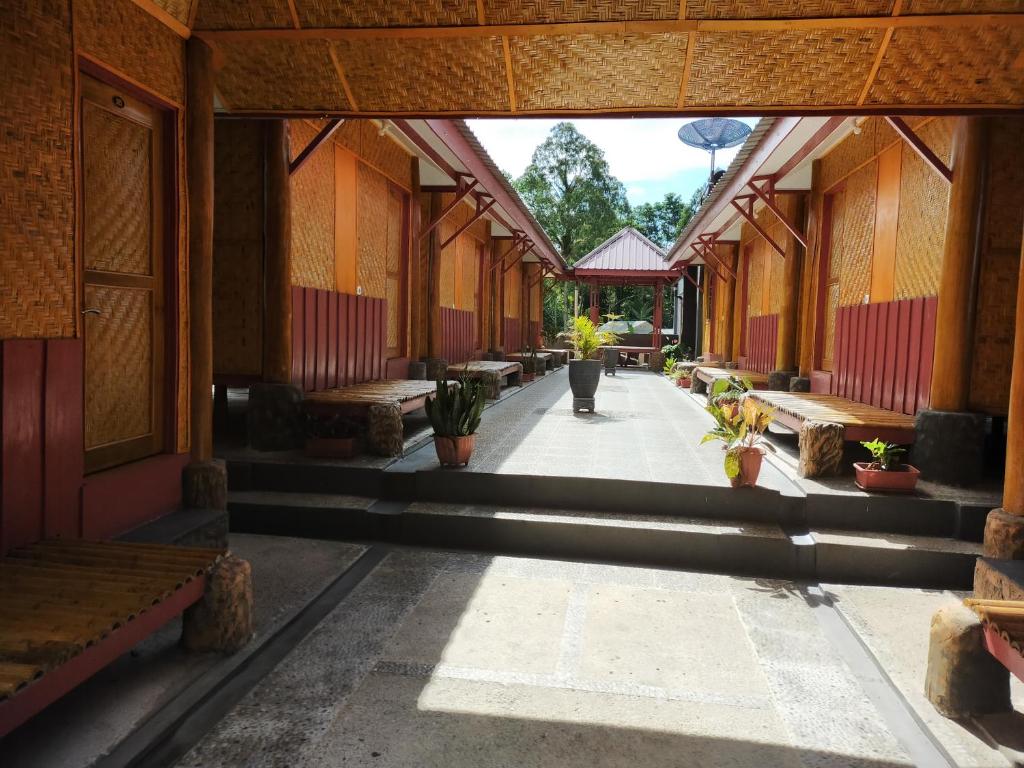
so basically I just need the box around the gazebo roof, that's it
[572,228,680,282]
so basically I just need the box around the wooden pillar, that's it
[187,38,215,462]
[721,247,737,361]
[589,284,600,324]
[408,158,423,361]
[490,240,503,350]
[777,194,806,372]
[930,117,989,411]
[264,121,291,384]
[799,161,823,377]
[426,192,443,359]
[1003,224,1024,516]
[652,280,663,351]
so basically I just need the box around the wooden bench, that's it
[692,366,771,393]
[448,360,522,400]
[305,379,455,457]
[601,345,657,367]
[0,539,225,736]
[748,390,917,478]
[506,351,553,373]
[538,349,569,368]
[964,598,1024,685]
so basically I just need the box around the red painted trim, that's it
[303,287,316,392]
[346,295,357,385]
[316,290,328,391]
[732,199,786,258]
[771,116,848,183]
[503,317,522,354]
[81,452,188,540]
[982,623,1024,685]
[385,357,410,379]
[746,314,778,374]
[44,340,84,540]
[572,269,681,281]
[291,286,305,386]
[1,341,45,554]
[885,116,953,183]
[0,573,205,737]
[810,370,832,394]
[289,118,344,176]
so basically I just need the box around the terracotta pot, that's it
[434,434,476,467]
[676,377,691,388]
[304,437,359,459]
[854,461,920,492]
[522,372,536,383]
[729,447,764,488]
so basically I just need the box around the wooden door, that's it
[80,75,167,473]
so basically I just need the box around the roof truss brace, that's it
[439,194,496,250]
[730,197,786,258]
[689,241,726,281]
[528,265,551,289]
[421,174,478,238]
[681,269,703,291]
[289,118,345,175]
[748,176,807,248]
[884,116,953,183]
[504,241,534,273]
[490,232,527,272]
[695,235,737,280]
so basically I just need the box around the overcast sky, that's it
[467,118,759,208]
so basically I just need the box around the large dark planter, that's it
[569,359,602,399]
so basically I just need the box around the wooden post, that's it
[777,194,806,372]
[930,117,988,411]
[187,38,215,463]
[652,280,663,351]
[490,239,502,350]
[589,285,600,325]
[721,246,737,361]
[426,192,443,359]
[1002,224,1024,517]
[799,161,823,377]
[264,121,291,384]
[409,158,423,361]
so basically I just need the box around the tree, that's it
[628,192,694,249]
[514,123,629,266]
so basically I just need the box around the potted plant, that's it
[521,348,537,383]
[707,374,753,418]
[854,438,920,492]
[424,375,486,467]
[700,397,777,487]
[567,315,618,401]
[662,355,677,376]
[303,412,361,459]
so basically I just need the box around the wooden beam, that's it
[439,196,496,250]
[770,116,847,182]
[328,46,359,111]
[289,118,344,175]
[689,242,725,281]
[420,178,478,238]
[285,0,301,29]
[129,0,191,38]
[490,233,527,272]
[504,243,533,274]
[476,0,486,24]
[195,14,1024,43]
[858,0,901,106]
[502,36,517,113]
[748,178,807,248]
[885,116,953,183]
[676,33,695,109]
[731,199,786,257]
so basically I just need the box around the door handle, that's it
[82,307,102,316]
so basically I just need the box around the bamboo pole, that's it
[264,120,292,384]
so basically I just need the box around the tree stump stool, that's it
[798,420,844,477]
[182,554,254,654]
[368,402,404,456]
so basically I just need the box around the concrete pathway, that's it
[176,547,1019,768]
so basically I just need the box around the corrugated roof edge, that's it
[455,120,567,271]
[666,117,776,264]
[574,226,667,270]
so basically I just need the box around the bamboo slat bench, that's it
[692,366,771,392]
[747,391,917,478]
[305,379,457,457]
[538,349,569,367]
[965,598,1024,684]
[0,539,225,737]
[447,360,522,400]
[506,351,553,372]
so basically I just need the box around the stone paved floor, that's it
[175,547,1018,768]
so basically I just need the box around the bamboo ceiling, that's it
[152,0,1024,115]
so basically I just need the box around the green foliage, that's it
[567,315,619,360]
[662,356,677,376]
[513,123,629,266]
[661,341,692,361]
[700,398,777,479]
[628,192,695,249]
[860,438,907,471]
[708,375,753,407]
[424,373,486,437]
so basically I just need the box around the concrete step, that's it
[810,528,982,589]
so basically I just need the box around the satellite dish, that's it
[678,118,752,180]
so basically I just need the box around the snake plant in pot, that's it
[424,374,486,467]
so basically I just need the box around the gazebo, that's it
[569,227,685,365]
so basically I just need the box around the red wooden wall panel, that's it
[503,317,522,354]
[44,340,84,540]
[831,297,936,416]
[291,287,387,392]
[441,307,476,364]
[746,314,778,374]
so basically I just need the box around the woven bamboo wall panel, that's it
[0,2,75,339]
[686,0,892,17]
[504,259,522,317]
[83,286,152,449]
[75,0,185,103]
[824,283,839,368]
[687,29,880,106]
[768,232,785,316]
[195,0,294,29]
[746,237,764,320]
[513,33,687,110]
[335,38,509,113]
[386,188,403,273]
[837,161,877,308]
[213,121,264,377]
[82,104,152,276]
[461,239,481,313]
[299,0,476,27]
[153,0,195,24]
[867,26,1024,106]
[894,120,952,300]
[819,117,930,192]
[290,121,335,290]
[357,163,388,299]
[903,0,1024,12]
[218,40,350,111]
[440,241,457,309]
[984,119,1024,253]
[358,122,413,190]
[487,0,678,24]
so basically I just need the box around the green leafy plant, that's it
[528,346,539,374]
[700,398,777,480]
[424,373,486,437]
[860,438,907,471]
[568,315,619,360]
[662,356,677,376]
[708,375,753,407]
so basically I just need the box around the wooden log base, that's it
[798,420,845,478]
[925,603,1011,719]
[181,555,253,654]
[983,510,1024,560]
[974,558,1024,602]
[182,460,228,512]
[367,402,405,457]
[246,382,305,452]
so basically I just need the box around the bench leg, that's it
[368,402,404,457]
[690,375,708,395]
[798,420,845,478]
[182,554,254,654]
